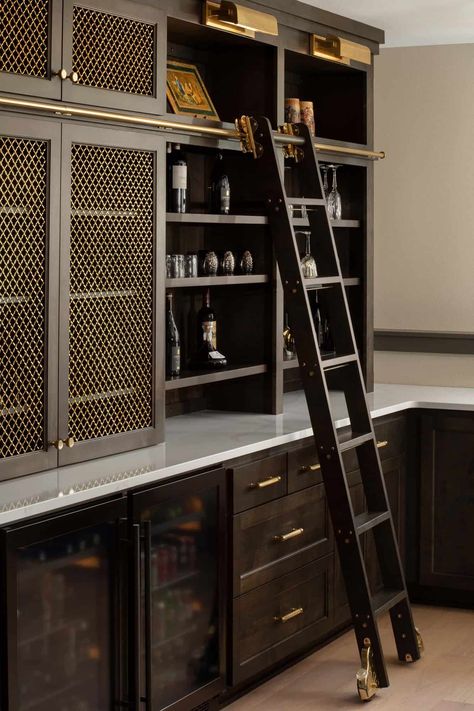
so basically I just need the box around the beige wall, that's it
[373,43,474,386]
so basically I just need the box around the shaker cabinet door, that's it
[0,115,61,479]
[61,0,167,114]
[58,123,165,466]
[0,0,62,100]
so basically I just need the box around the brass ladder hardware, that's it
[274,607,304,623]
[49,436,76,450]
[376,440,388,449]
[242,114,421,701]
[235,115,262,159]
[278,123,304,162]
[273,527,304,543]
[357,642,378,701]
[300,462,321,473]
[249,475,282,489]
[54,68,79,83]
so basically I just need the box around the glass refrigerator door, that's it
[11,510,122,711]
[141,483,222,709]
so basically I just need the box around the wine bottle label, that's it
[209,350,225,360]
[202,320,217,349]
[172,165,187,190]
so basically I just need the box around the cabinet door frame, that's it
[0,0,63,100]
[131,468,228,711]
[0,114,61,480]
[61,0,167,114]
[0,496,127,710]
[58,122,165,466]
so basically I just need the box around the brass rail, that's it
[0,95,385,160]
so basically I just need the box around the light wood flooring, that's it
[228,605,474,710]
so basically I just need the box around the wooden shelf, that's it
[293,217,361,228]
[166,275,269,288]
[283,358,299,370]
[343,278,361,287]
[166,213,268,225]
[166,364,268,391]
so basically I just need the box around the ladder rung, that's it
[339,432,373,452]
[304,276,341,289]
[354,510,391,535]
[287,197,326,207]
[322,353,357,370]
[372,589,407,616]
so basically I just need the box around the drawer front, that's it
[232,453,287,513]
[234,485,332,594]
[374,414,407,460]
[232,556,333,684]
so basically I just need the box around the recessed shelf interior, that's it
[285,49,367,145]
[167,18,277,125]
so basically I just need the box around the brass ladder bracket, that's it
[235,115,263,159]
[356,642,378,702]
[278,123,304,163]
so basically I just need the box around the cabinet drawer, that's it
[232,556,333,684]
[232,454,287,513]
[374,415,407,460]
[234,485,332,594]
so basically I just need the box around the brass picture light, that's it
[203,0,278,38]
[311,34,371,66]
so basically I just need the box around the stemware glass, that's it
[320,165,330,201]
[299,231,317,278]
[327,164,342,220]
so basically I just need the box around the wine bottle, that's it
[166,293,181,377]
[311,294,324,348]
[209,152,230,214]
[168,144,187,213]
[193,326,227,369]
[197,289,217,350]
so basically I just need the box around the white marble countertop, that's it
[0,383,472,526]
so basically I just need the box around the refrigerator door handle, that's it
[142,521,152,711]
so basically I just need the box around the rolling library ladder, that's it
[236,115,423,701]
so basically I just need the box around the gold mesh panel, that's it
[0,0,50,78]
[68,143,154,443]
[72,5,155,96]
[0,137,48,458]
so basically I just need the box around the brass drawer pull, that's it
[376,440,388,449]
[274,607,304,623]
[249,475,282,490]
[273,527,304,543]
[300,462,321,473]
[55,68,79,83]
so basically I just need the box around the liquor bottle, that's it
[166,293,181,377]
[283,313,296,360]
[168,144,187,213]
[209,152,230,214]
[197,288,217,350]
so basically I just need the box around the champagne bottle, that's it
[197,289,217,350]
[209,152,230,214]
[168,144,187,213]
[166,293,181,377]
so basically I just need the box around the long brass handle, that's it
[49,436,75,450]
[55,68,79,83]
[300,462,321,473]
[249,475,282,489]
[376,440,388,449]
[274,607,304,623]
[273,527,304,543]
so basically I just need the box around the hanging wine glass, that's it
[320,164,330,201]
[299,231,317,278]
[327,164,342,220]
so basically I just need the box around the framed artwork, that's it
[166,59,220,121]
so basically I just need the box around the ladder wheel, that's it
[415,626,424,656]
[356,645,378,702]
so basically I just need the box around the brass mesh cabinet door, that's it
[0,116,60,479]
[58,125,165,465]
[0,0,62,100]
[61,0,166,114]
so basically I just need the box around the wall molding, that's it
[374,330,474,355]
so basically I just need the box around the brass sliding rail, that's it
[0,95,385,160]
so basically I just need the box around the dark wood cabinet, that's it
[0,115,61,479]
[420,412,474,591]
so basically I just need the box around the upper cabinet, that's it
[0,0,167,114]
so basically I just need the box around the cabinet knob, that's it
[55,68,79,83]
[63,436,75,448]
[49,436,75,450]
[49,439,64,450]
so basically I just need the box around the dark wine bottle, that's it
[168,144,187,213]
[197,288,217,350]
[166,293,181,377]
[209,152,230,214]
[311,294,324,348]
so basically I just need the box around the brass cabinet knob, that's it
[49,436,75,450]
[50,439,64,450]
[63,436,75,448]
[55,68,79,83]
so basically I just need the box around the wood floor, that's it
[228,605,474,710]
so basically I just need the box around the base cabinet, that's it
[420,413,474,591]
